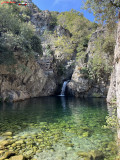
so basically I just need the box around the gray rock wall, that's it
[0,7,115,101]
[0,56,56,102]
[107,67,116,103]
[67,28,110,98]
[107,21,120,139]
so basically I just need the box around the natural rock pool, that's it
[0,97,117,160]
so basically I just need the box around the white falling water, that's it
[60,81,69,96]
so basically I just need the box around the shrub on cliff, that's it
[31,35,42,53]
[50,11,59,28]
[80,31,115,82]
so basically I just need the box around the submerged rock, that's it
[9,155,25,160]
[77,151,90,158]
[77,150,104,160]
[15,140,24,145]
[0,150,4,156]
[82,132,89,137]
[90,150,104,160]
[64,143,74,147]
[0,151,15,160]
[2,132,13,137]
[0,140,12,147]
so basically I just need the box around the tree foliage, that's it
[55,10,97,59]
[0,0,42,65]
[54,36,76,60]
[83,0,117,81]
[50,11,59,28]
[57,10,97,42]
[84,0,120,28]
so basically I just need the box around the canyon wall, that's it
[107,21,120,139]
[67,27,113,98]
[0,6,114,101]
[0,56,56,102]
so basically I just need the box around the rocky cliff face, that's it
[0,5,115,101]
[107,69,116,103]
[115,22,120,139]
[31,8,75,88]
[107,21,120,139]
[0,7,74,102]
[67,27,112,98]
[31,9,53,35]
[0,55,56,102]
[30,7,111,98]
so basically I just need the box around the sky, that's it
[32,0,95,22]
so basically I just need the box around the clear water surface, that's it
[0,97,117,160]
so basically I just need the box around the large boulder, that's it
[67,66,89,97]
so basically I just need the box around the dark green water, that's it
[0,97,117,160]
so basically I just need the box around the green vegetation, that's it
[57,63,66,76]
[50,11,59,28]
[0,0,42,65]
[31,35,42,53]
[103,98,117,130]
[47,9,115,81]
[52,9,97,60]
[83,33,115,82]
[84,0,119,138]
[54,36,75,60]
[79,0,117,82]
[0,0,116,81]
[84,0,119,29]
[45,44,54,56]
[81,0,119,82]
[58,10,97,52]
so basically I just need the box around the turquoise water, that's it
[0,97,117,160]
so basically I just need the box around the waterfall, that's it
[60,81,69,96]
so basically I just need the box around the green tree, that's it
[50,11,59,28]
[82,0,118,81]
[31,35,42,54]
[56,10,97,60]
[0,1,42,64]
[84,0,120,28]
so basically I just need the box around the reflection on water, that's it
[61,96,66,110]
[0,97,117,160]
